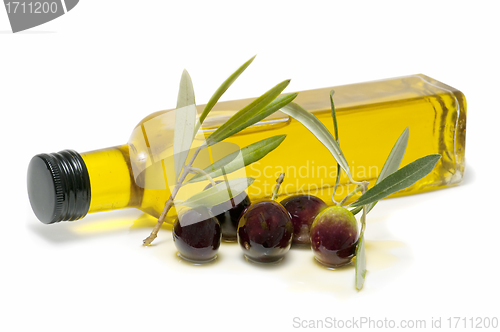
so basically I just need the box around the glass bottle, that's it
[27,74,466,224]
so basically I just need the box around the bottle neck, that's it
[80,145,142,214]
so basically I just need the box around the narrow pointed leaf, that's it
[182,177,254,208]
[351,127,409,215]
[355,234,366,290]
[330,90,339,141]
[174,70,197,179]
[351,154,441,207]
[366,127,409,211]
[330,90,342,200]
[176,69,195,109]
[199,55,256,125]
[350,207,362,215]
[281,102,351,178]
[205,81,295,146]
[188,135,286,183]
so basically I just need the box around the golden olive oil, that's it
[67,74,466,221]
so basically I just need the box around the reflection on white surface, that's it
[27,205,411,298]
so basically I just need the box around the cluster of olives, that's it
[172,184,360,267]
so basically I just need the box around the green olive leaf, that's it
[355,234,366,290]
[182,177,255,208]
[205,80,295,146]
[351,127,409,215]
[174,70,198,179]
[351,154,441,208]
[281,102,352,181]
[187,135,286,183]
[377,127,409,185]
[176,69,196,109]
[330,90,339,141]
[349,206,362,215]
[330,90,342,201]
[198,55,256,127]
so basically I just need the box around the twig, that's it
[360,181,368,235]
[189,167,216,186]
[142,143,206,245]
[271,173,285,201]
[338,184,363,206]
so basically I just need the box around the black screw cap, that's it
[27,150,91,224]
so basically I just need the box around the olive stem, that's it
[189,166,216,186]
[331,164,341,205]
[143,143,206,245]
[271,173,285,201]
[338,184,363,206]
[360,205,367,235]
[359,181,368,235]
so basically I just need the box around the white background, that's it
[1,1,499,331]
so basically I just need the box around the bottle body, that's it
[29,74,466,223]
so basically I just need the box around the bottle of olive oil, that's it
[27,74,466,224]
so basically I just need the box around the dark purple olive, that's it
[310,206,359,267]
[281,195,327,245]
[205,181,251,241]
[172,207,221,263]
[237,200,293,263]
